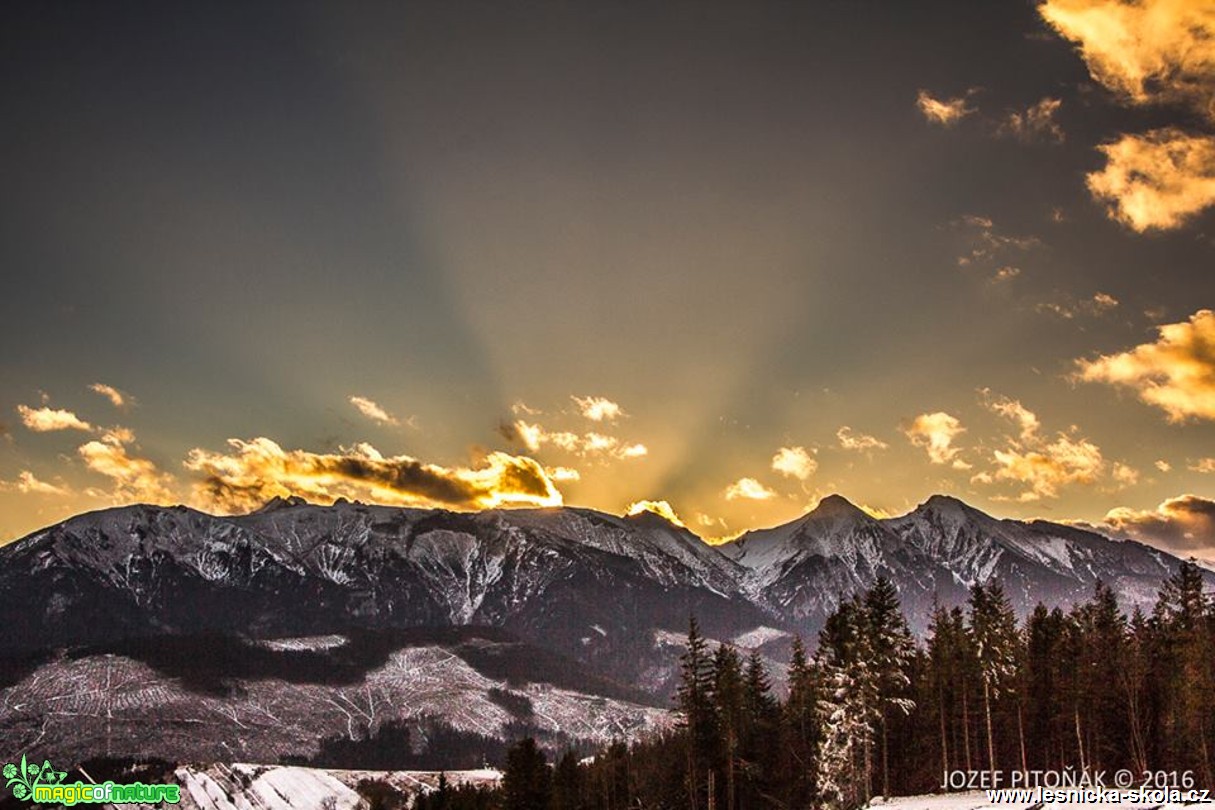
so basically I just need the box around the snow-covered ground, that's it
[171,763,503,810]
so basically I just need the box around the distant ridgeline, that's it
[0,497,1210,774]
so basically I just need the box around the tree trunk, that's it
[1074,708,1087,775]
[882,713,890,798]
[939,689,950,776]
[963,682,973,772]
[984,679,997,778]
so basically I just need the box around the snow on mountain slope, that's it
[0,633,670,767]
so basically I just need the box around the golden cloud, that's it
[349,395,404,427]
[916,90,976,126]
[78,430,177,505]
[991,434,1105,501]
[571,395,624,422]
[184,438,563,514]
[982,392,1041,441]
[1039,0,1215,119]
[626,499,687,527]
[502,420,647,460]
[17,405,94,433]
[1036,291,1121,319]
[836,426,889,451]
[1086,129,1215,231]
[771,446,817,480]
[1156,459,1173,472]
[1188,457,1215,473]
[89,383,133,410]
[903,412,968,467]
[1102,494,1215,559]
[1000,97,1065,143]
[724,477,777,501]
[1075,308,1215,421]
[3,471,70,496]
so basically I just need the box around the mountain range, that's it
[0,493,1208,766]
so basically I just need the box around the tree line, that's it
[407,560,1215,810]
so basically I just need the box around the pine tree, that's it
[676,617,718,810]
[968,582,1019,778]
[503,737,551,810]
[783,635,820,806]
[713,644,744,810]
[864,576,916,797]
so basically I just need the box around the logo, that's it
[3,755,180,805]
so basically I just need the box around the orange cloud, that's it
[1102,494,1215,560]
[17,405,94,433]
[349,395,405,427]
[982,392,1041,441]
[78,430,176,505]
[2,471,70,496]
[89,383,133,410]
[1039,0,1215,118]
[1000,97,1065,143]
[1086,129,1215,232]
[837,426,888,451]
[916,90,976,126]
[185,438,563,514]
[626,499,686,527]
[1036,292,1120,319]
[571,395,625,422]
[724,477,777,501]
[771,446,817,480]
[903,412,968,467]
[991,434,1105,501]
[1075,309,1215,421]
[502,420,647,460]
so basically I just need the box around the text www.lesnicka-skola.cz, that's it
[986,786,1212,804]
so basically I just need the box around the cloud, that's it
[1038,0,1215,120]
[571,395,625,422]
[837,426,889,451]
[1036,291,1120,319]
[983,392,1041,441]
[1086,129,1215,231]
[1188,457,1215,473]
[991,433,1105,501]
[89,383,134,410]
[954,215,1041,268]
[501,419,647,460]
[349,395,404,427]
[17,405,95,433]
[511,400,542,416]
[185,438,564,514]
[626,499,686,527]
[1,471,70,496]
[1000,97,1065,143]
[78,430,177,505]
[771,446,817,480]
[1075,309,1215,421]
[724,477,777,501]
[546,466,581,481]
[1111,461,1140,487]
[992,266,1022,283]
[903,412,967,466]
[1101,494,1215,560]
[916,90,976,126]
[1156,459,1173,472]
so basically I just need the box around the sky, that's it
[1,1,1214,560]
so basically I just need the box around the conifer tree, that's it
[968,582,1019,778]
